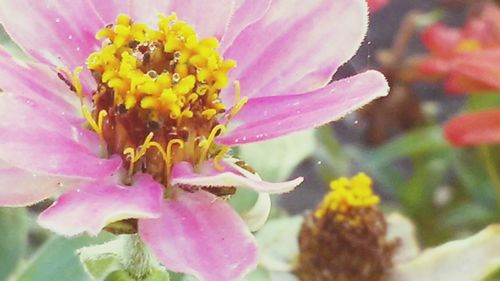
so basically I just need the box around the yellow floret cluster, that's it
[315,173,380,221]
[86,13,236,121]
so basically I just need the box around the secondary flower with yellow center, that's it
[0,1,388,281]
[296,173,398,281]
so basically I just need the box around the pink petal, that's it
[220,0,271,52]
[171,161,303,194]
[0,161,76,207]
[88,0,235,39]
[222,0,368,103]
[218,70,389,145]
[38,174,163,236]
[0,0,104,71]
[0,47,81,116]
[0,127,121,179]
[444,110,500,147]
[139,190,258,281]
[92,0,236,39]
[0,92,99,152]
[166,0,236,39]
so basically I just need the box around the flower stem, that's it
[124,234,154,280]
[479,146,500,210]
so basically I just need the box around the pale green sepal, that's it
[78,236,127,280]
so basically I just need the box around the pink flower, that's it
[0,1,388,280]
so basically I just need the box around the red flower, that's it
[368,0,389,12]
[417,4,500,94]
[444,109,500,147]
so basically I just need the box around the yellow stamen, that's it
[87,13,235,122]
[198,124,226,164]
[315,173,380,222]
[164,139,184,177]
[65,66,84,102]
[123,132,155,176]
[227,80,248,122]
[82,108,108,140]
[213,146,230,171]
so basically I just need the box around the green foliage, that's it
[0,208,29,280]
[13,234,113,281]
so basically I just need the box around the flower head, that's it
[416,3,500,94]
[0,1,388,280]
[296,173,399,281]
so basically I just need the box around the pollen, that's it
[314,173,380,223]
[87,13,235,123]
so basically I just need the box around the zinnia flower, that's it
[416,3,500,94]
[255,173,500,281]
[0,1,388,280]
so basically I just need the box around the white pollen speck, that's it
[55,18,61,23]
[76,47,81,52]
[172,73,181,83]
[76,189,81,193]
[68,35,73,40]
[354,120,359,125]
[317,161,322,165]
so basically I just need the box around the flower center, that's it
[314,172,380,226]
[76,14,239,185]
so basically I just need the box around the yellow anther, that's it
[117,14,131,26]
[315,173,380,221]
[201,109,217,120]
[213,146,230,171]
[87,13,236,122]
[198,124,226,164]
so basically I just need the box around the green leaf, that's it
[14,233,113,281]
[0,208,29,280]
[482,266,500,281]
[365,126,450,167]
[237,130,316,181]
[467,93,500,110]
